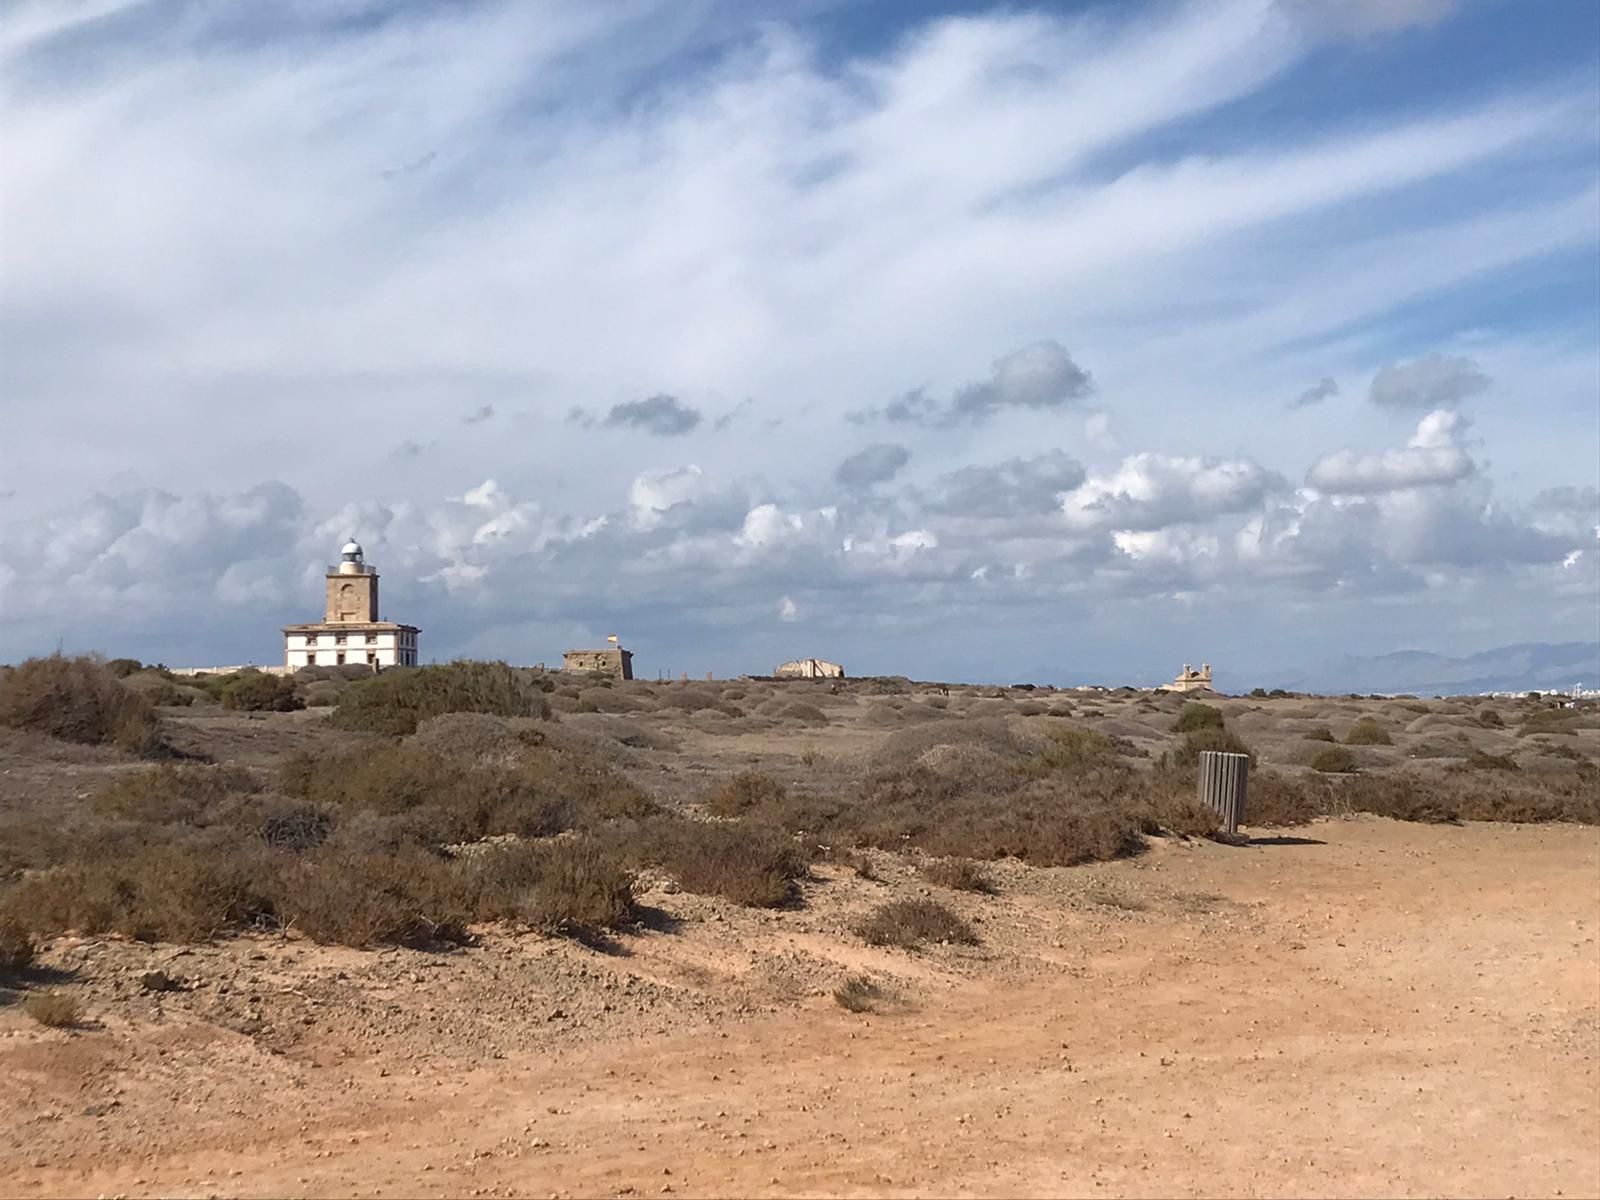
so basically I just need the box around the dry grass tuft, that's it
[24,992,82,1028]
[705,771,788,818]
[856,899,977,950]
[918,857,997,894]
[833,975,888,1012]
[330,661,552,735]
[1310,746,1358,774]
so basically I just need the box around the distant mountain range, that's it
[1272,641,1600,696]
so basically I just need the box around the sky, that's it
[1,0,1597,687]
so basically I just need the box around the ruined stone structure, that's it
[1169,662,1213,693]
[563,647,634,679]
[282,541,419,670]
[775,657,845,680]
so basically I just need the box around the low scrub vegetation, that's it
[219,672,303,712]
[833,975,888,1012]
[1173,702,1225,733]
[330,661,552,735]
[918,857,996,894]
[1309,746,1358,774]
[705,771,787,819]
[856,898,977,950]
[23,992,82,1029]
[1343,718,1393,746]
[0,654,163,755]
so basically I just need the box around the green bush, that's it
[0,654,163,755]
[1173,703,1225,733]
[330,661,552,736]
[1169,727,1254,769]
[1343,718,1392,746]
[220,672,303,712]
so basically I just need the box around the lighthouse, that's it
[281,540,420,670]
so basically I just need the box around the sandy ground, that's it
[4,816,1597,1199]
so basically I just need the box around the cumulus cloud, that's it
[1306,408,1476,494]
[835,443,910,488]
[1290,377,1338,408]
[925,452,1086,518]
[1060,453,1283,532]
[854,342,1093,427]
[1369,354,1490,410]
[603,394,702,437]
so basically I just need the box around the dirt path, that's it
[8,818,1599,1198]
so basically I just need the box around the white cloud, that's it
[1306,408,1476,494]
[1369,354,1491,410]
[1060,453,1282,532]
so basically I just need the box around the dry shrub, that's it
[0,918,34,976]
[1466,749,1518,771]
[1333,775,1457,823]
[460,839,636,935]
[779,702,829,726]
[918,857,996,894]
[1478,708,1505,728]
[220,672,303,712]
[279,848,470,947]
[833,975,887,1012]
[1029,725,1118,774]
[301,680,342,708]
[856,899,976,950]
[1518,709,1580,737]
[609,818,810,907]
[1169,727,1255,769]
[1344,718,1392,746]
[24,992,81,1028]
[0,654,163,756]
[1310,745,1358,774]
[1173,703,1225,733]
[827,848,880,881]
[1242,771,1324,826]
[280,736,653,844]
[410,712,525,764]
[705,770,787,818]
[1303,725,1336,742]
[330,661,552,735]
[661,688,721,712]
[1,842,281,942]
[92,763,260,824]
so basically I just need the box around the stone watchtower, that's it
[282,540,420,670]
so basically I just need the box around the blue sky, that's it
[1,0,1596,686]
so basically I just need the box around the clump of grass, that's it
[0,653,163,755]
[1245,771,1325,825]
[1343,718,1392,746]
[1310,745,1358,774]
[833,975,887,1012]
[277,848,471,947]
[829,849,880,881]
[1303,725,1336,743]
[705,770,787,818]
[1477,708,1504,728]
[1173,703,1225,733]
[23,992,81,1029]
[856,899,977,950]
[330,661,552,735]
[918,857,996,894]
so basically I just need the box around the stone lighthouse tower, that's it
[282,540,420,670]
